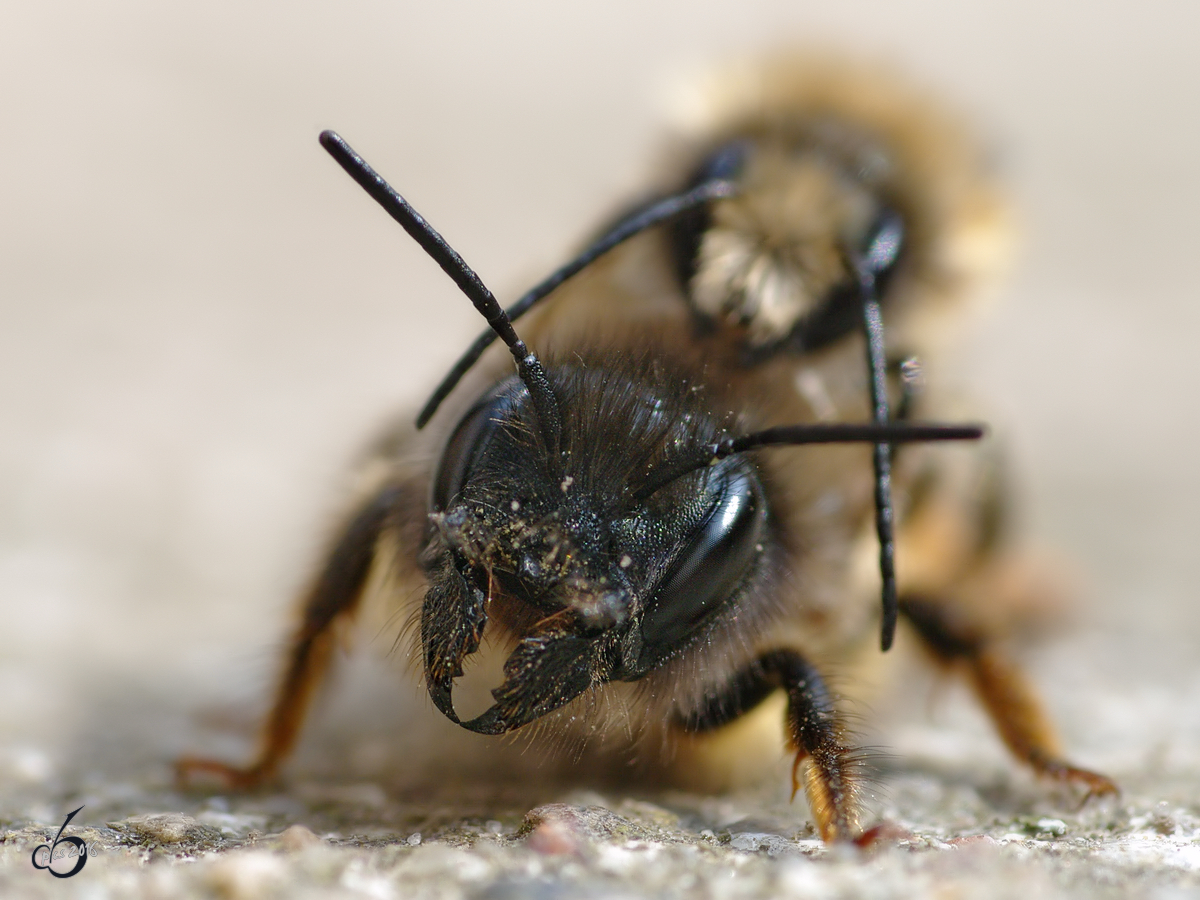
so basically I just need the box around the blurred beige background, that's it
[2,0,1198,837]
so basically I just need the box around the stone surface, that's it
[3,771,1200,898]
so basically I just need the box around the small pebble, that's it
[119,813,204,844]
[203,851,288,900]
[526,818,582,857]
[947,835,1000,848]
[1036,818,1068,837]
[278,824,322,851]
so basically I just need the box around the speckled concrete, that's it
[3,745,1199,898]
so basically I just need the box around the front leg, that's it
[900,596,1118,799]
[177,483,408,789]
[677,650,863,842]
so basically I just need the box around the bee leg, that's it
[899,597,1118,799]
[678,650,861,842]
[177,484,405,790]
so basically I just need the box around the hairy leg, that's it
[900,596,1117,798]
[677,649,863,842]
[177,484,407,789]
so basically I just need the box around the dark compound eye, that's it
[694,141,752,183]
[431,382,522,512]
[637,460,766,668]
[667,140,752,296]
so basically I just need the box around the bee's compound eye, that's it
[639,462,766,660]
[431,383,521,512]
[667,140,753,296]
[694,140,752,183]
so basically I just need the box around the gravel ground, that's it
[3,650,1199,900]
[3,2,1198,897]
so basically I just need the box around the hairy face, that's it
[419,352,770,734]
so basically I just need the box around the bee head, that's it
[422,359,768,734]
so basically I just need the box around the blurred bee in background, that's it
[179,54,1116,843]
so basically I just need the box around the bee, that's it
[178,54,1116,843]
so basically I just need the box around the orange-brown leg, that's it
[900,597,1117,799]
[176,485,404,790]
[779,653,863,842]
[677,650,863,842]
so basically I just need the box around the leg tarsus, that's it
[853,821,915,849]
[794,746,861,843]
[175,757,275,792]
[768,651,861,843]
[1030,753,1120,803]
